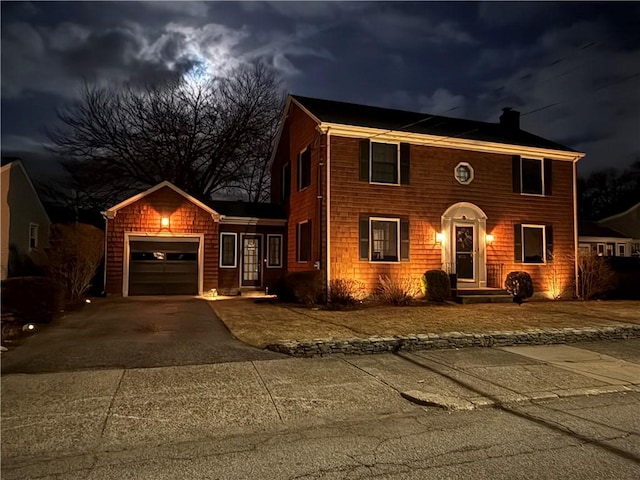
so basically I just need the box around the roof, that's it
[579,221,629,239]
[291,94,576,153]
[206,200,286,219]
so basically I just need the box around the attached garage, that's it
[127,237,200,295]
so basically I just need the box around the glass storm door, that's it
[242,236,261,287]
[455,225,475,283]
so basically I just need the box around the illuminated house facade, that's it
[270,95,585,298]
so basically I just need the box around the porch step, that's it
[454,288,513,304]
[456,295,514,304]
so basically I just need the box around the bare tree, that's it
[47,62,284,204]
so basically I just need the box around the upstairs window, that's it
[360,140,410,185]
[282,163,291,200]
[297,147,311,191]
[513,156,552,195]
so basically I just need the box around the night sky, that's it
[2,1,639,182]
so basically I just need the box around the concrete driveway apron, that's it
[1,297,284,374]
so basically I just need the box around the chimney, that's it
[500,107,520,130]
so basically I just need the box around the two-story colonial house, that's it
[270,95,585,299]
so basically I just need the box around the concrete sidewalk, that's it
[3,340,639,477]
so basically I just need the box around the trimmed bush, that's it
[421,270,452,302]
[279,271,324,305]
[505,271,534,304]
[328,278,365,309]
[1,277,65,324]
[376,274,419,306]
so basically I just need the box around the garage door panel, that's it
[128,240,199,296]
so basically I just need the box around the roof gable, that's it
[1,159,50,223]
[104,181,220,220]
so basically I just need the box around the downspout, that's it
[572,157,580,298]
[325,127,331,297]
[101,211,108,296]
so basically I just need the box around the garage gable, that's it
[104,181,220,220]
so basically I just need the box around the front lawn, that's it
[209,298,640,349]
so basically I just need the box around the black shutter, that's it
[307,219,312,261]
[546,225,554,262]
[400,143,410,185]
[512,155,521,193]
[400,219,409,260]
[544,158,553,195]
[359,139,370,182]
[514,224,523,262]
[359,218,369,260]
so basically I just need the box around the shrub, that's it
[1,276,65,324]
[279,270,324,305]
[328,278,365,308]
[577,254,616,300]
[46,223,104,301]
[421,270,452,302]
[505,271,534,304]
[376,274,419,306]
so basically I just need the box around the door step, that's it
[454,288,513,304]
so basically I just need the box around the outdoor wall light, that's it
[161,216,170,227]
[435,232,445,244]
[486,234,495,244]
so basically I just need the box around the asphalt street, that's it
[2,339,639,479]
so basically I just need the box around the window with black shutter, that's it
[515,224,550,264]
[513,156,552,196]
[359,139,409,185]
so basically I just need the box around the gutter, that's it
[100,211,108,295]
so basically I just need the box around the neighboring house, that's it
[0,159,51,280]
[596,202,640,257]
[269,95,585,298]
[578,221,632,257]
[103,181,286,296]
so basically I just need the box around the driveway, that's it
[1,297,285,374]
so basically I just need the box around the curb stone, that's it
[266,324,640,357]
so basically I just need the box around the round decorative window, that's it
[454,162,474,185]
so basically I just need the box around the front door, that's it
[454,224,476,286]
[241,236,261,287]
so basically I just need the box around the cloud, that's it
[477,2,561,27]
[381,88,466,116]
[358,10,475,47]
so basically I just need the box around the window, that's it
[606,243,615,256]
[514,224,553,264]
[360,140,410,185]
[513,156,552,195]
[297,221,311,262]
[297,147,311,190]
[282,163,291,200]
[597,243,605,256]
[29,223,38,250]
[359,217,409,262]
[454,162,474,185]
[220,233,237,268]
[617,243,626,257]
[267,235,283,268]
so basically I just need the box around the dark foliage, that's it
[46,62,285,208]
[1,277,65,324]
[278,271,325,305]
[421,270,452,302]
[578,160,640,221]
[505,271,534,304]
[327,278,364,309]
